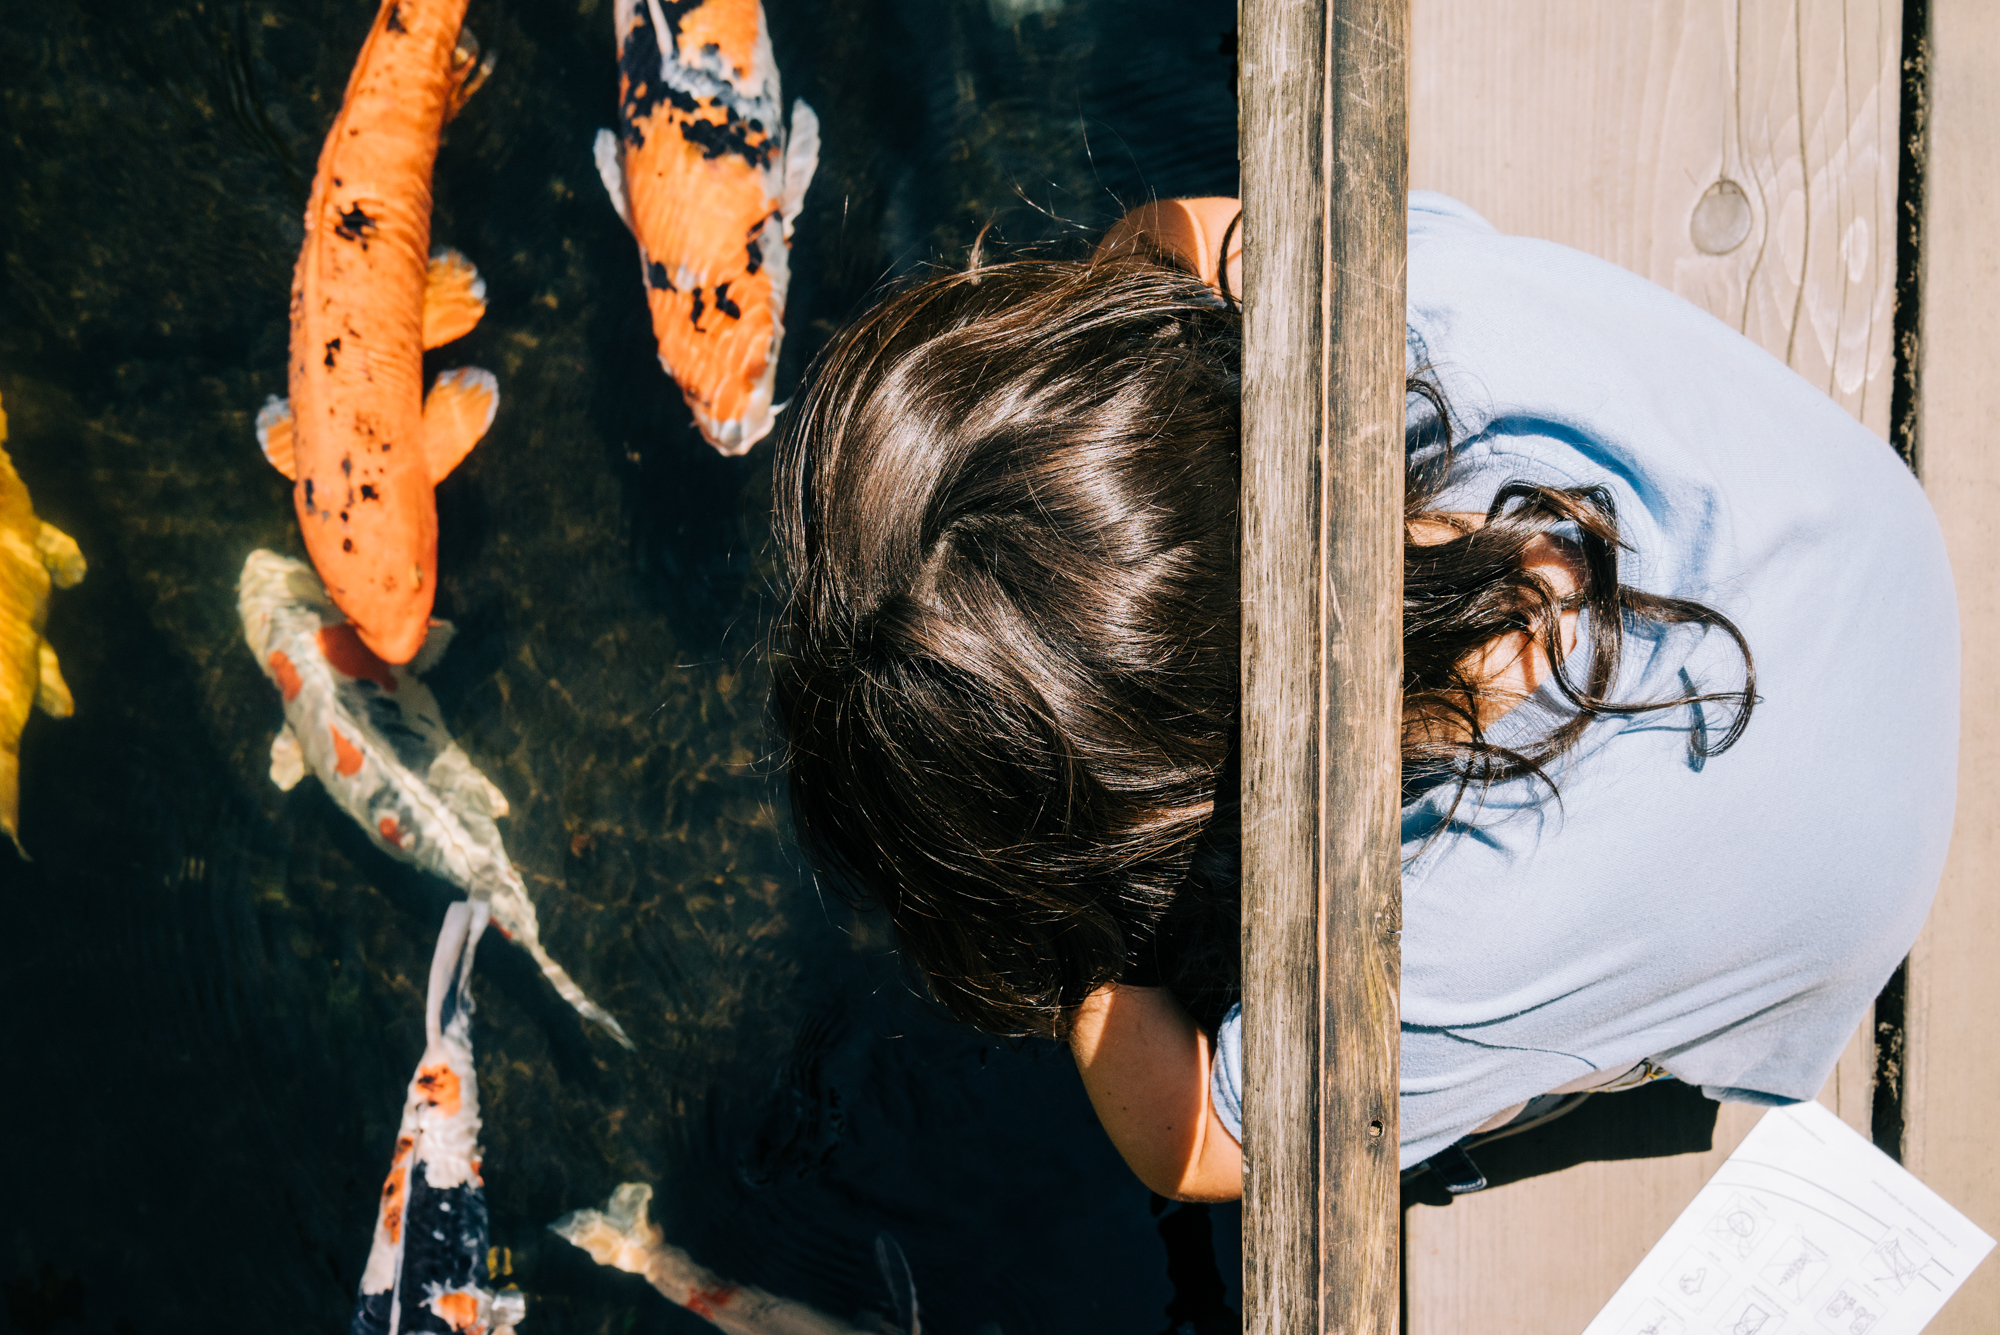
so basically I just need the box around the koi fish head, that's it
[237,549,339,663]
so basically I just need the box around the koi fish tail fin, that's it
[422,368,500,485]
[875,1234,920,1335]
[592,129,636,236]
[427,899,488,1047]
[482,873,634,1049]
[551,1182,669,1275]
[782,100,820,237]
[444,25,496,123]
[525,933,635,1050]
[256,395,297,480]
[423,250,489,349]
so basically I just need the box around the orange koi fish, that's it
[258,0,499,665]
[594,0,819,456]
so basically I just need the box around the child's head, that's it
[770,242,1755,1041]
[771,257,1242,1037]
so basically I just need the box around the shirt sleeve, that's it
[1210,1002,1243,1145]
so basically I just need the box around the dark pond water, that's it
[0,1,1247,1332]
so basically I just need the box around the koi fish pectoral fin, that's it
[427,744,510,820]
[34,640,73,718]
[409,618,457,676]
[592,129,636,237]
[781,100,820,237]
[424,249,489,349]
[422,368,500,484]
[256,396,297,480]
[33,522,85,588]
[444,25,495,123]
[269,724,307,792]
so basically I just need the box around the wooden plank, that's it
[1407,0,1901,436]
[1404,1035,1873,1334]
[1236,0,1409,1331]
[1903,1,2000,1328]
[1400,3,1906,1330]
[1406,1103,1763,1335]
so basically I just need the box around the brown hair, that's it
[771,256,1751,1038]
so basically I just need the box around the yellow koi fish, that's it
[0,393,85,856]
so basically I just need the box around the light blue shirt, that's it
[1212,193,1958,1169]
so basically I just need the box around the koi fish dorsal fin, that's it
[781,100,820,237]
[256,396,297,480]
[422,368,500,484]
[424,249,489,350]
[592,129,636,236]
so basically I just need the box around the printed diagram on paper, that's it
[1583,1102,1994,1335]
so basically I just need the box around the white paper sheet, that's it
[1583,1101,1994,1335]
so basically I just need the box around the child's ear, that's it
[1096,198,1244,297]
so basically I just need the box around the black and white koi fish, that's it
[237,549,631,1048]
[351,900,526,1335]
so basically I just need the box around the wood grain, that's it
[1904,1,2000,1328]
[1400,3,1912,1330]
[1404,1029,1874,1334]
[1237,0,1408,1331]
[1408,0,1901,436]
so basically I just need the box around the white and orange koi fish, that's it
[552,1184,919,1335]
[236,549,631,1048]
[352,900,526,1335]
[593,0,819,455]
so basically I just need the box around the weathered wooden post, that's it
[1237,0,1409,1331]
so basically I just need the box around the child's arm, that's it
[1068,984,1244,1202]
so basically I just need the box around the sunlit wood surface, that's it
[1408,0,1901,436]
[1905,2,2000,1331]
[1399,2,1928,1331]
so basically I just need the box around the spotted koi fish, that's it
[236,549,632,1048]
[0,393,85,857]
[352,900,526,1335]
[257,0,501,665]
[552,1184,919,1335]
[593,0,819,456]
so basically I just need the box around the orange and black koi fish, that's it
[258,0,499,665]
[594,0,818,456]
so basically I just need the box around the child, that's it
[768,194,1958,1201]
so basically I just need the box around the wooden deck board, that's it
[1408,0,1901,435]
[1400,2,1940,1329]
[1904,1,2000,1329]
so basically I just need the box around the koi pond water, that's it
[0,2,1245,1331]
